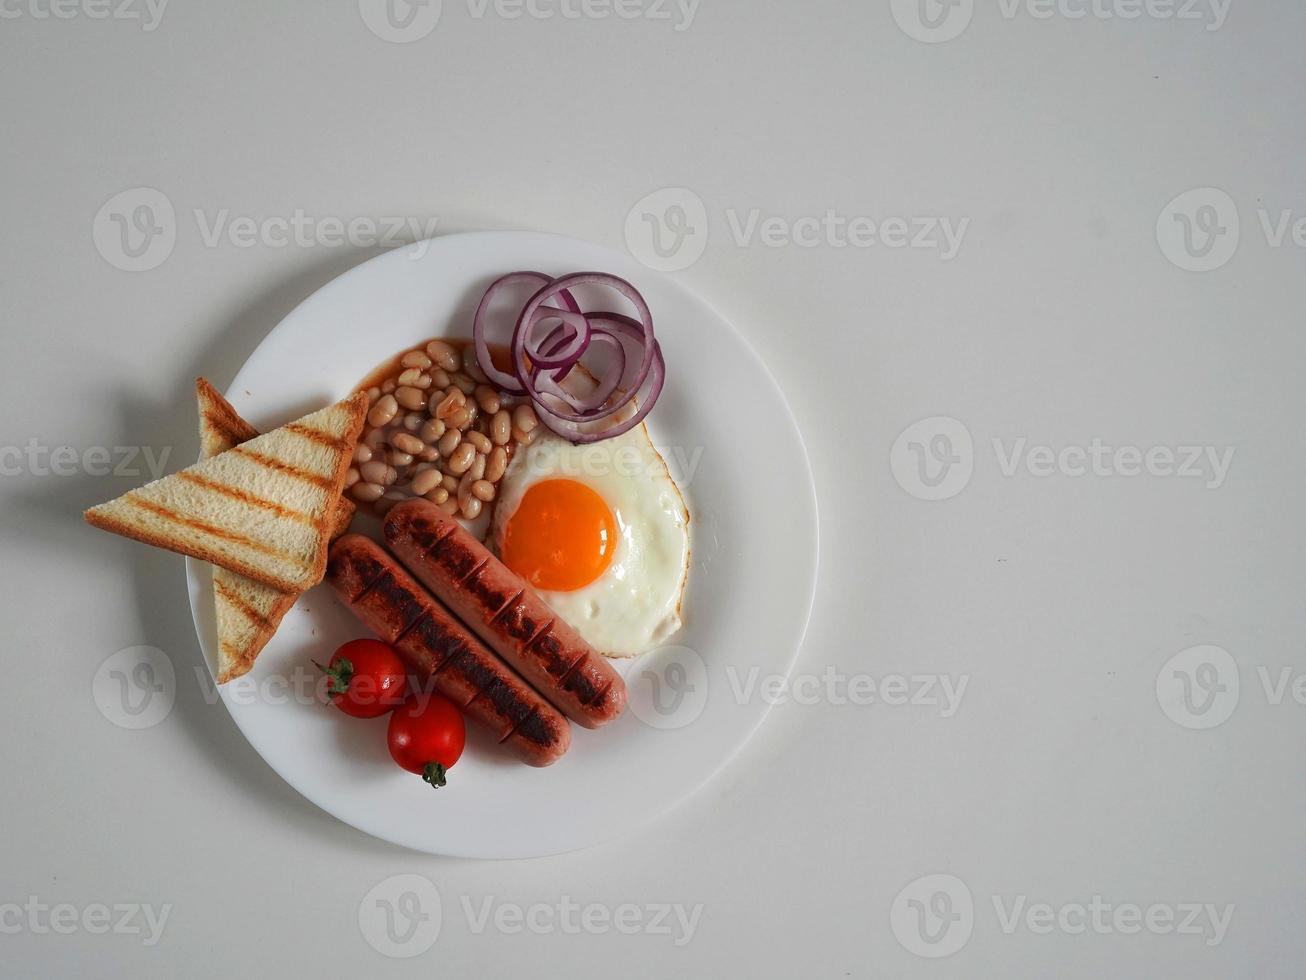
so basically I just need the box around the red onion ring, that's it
[473,271,665,444]
[472,271,580,394]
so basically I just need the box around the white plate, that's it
[185,231,818,858]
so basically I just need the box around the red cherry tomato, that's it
[316,639,408,718]
[387,690,466,788]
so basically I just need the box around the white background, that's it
[2,1,1303,977]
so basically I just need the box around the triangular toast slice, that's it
[196,379,356,683]
[85,387,368,594]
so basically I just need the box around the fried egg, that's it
[489,424,690,658]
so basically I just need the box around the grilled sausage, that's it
[326,534,570,767]
[382,499,627,730]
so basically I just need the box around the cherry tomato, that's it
[387,690,466,788]
[316,639,408,718]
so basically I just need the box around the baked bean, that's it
[446,407,471,431]
[366,386,381,404]
[391,432,424,455]
[351,481,385,503]
[387,449,414,467]
[446,441,475,475]
[473,385,501,415]
[433,390,464,420]
[395,386,426,411]
[353,443,373,465]
[367,394,398,427]
[441,473,460,493]
[418,446,440,462]
[437,429,461,457]
[426,340,461,372]
[410,468,442,496]
[512,404,538,433]
[427,487,450,505]
[382,379,396,394]
[397,368,431,388]
[403,413,424,433]
[429,368,451,388]
[511,426,537,446]
[360,461,397,485]
[466,430,492,454]
[471,479,496,502]
[437,497,460,515]
[460,496,483,520]
[420,418,445,444]
[401,350,432,369]
[470,453,486,481]
[364,426,386,449]
[449,372,476,395]
[486,447,508,482]
[345,467,360,488]
[490,410,511,445]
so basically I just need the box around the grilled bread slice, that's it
[195,379,356,683]
[85,388,368,594]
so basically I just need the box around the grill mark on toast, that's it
[214,578,277,633]
[176,471,316,525]
[285,422,352,453]
[231,446,335,489]
[202,411,255,450]
[125,496,306,569]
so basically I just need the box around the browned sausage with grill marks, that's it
[382,499,627,730]
[326,534,570,767]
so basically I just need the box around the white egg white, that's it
[489,424,690,658]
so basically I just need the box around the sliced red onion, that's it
[473,271,579,394]
[472,271,666,444]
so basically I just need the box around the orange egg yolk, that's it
[501,479,616,592]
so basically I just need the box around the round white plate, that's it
[185,231,818,858]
